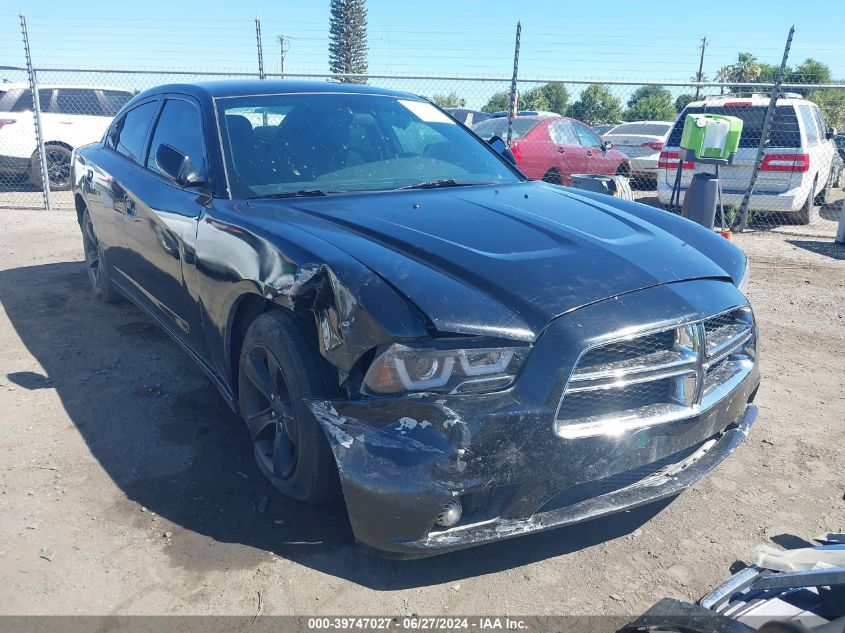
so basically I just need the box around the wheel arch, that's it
[225,289,274,401]
[74,193,87,226]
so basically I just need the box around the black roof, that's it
[139,79,418,100]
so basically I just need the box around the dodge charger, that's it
[71,81,760,557]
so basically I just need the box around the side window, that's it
[799,105,820,146]
[550,121,579,145]
[114,100,158,163]
[55,89,105,116]
[11,89,53,112]
[573,123,603,148]
[146,98,206,180]
[813,106,827,137]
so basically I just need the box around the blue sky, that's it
[2,0,843,108]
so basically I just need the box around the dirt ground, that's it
[0,208,843,617]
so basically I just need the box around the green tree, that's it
[758,62,781,84]
[625,95,676,122]
[787,59,832,85]
[329,0,368,83]
[806,89,845,129]
[627,85,672,109]
[538,82,569,114]
[520,86,550,112]
[566,84,623,124]
[481,91,510,113]
[429,93,466,109]
[727,52,762,86]
[675,93,695,112]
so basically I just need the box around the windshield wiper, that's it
[396,179,481,190]
[249,189,328,199]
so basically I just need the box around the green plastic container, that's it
[680,113,743,160]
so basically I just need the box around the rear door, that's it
[573,121,615,176]
[121,95,209,357]
[44,88,113,150]
[548,120,584,181]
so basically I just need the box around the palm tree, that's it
[728,53,762,87]
[715,66,731,95]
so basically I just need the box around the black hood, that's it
[251,182,738,340]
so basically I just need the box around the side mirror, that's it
[826,127,837,140]
[602,141,613,151]
[155,143,205,188]
[487,136,517,166]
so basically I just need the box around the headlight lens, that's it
[738,261,750,293]
[363,344,528,395]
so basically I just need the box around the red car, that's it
[472,116,631,185]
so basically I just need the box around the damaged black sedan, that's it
[71,81,760,557]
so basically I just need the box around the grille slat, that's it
[555,308,755,439]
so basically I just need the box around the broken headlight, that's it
[363,344,528,395]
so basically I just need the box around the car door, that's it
[550,120,586,182]
[85,97,160,273]
[121,95,209,358]
[48,88,114,149]
[573,121,614,175]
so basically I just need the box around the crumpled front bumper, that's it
[309,279,761,558]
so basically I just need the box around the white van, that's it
[0,84,133,190]
[657,94,841,224]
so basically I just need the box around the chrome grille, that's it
[555,307,755,439]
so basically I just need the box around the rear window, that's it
[609,122,672,136]
[667,105,801,149]
[55,89,105,115]
[471,118,538,140]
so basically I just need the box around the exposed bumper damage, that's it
[302,275,761,558]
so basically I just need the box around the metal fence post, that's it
[20,13,51,211]
[506,21,521,146]
[255,17,265,80]
[737,26,794,231]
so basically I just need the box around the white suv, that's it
[0,84,133,190]
[657,94,840,224]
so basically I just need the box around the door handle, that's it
[557,147,566,153]
[125,196,137,217]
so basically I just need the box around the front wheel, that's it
[238,310,341,503]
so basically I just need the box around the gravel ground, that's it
[0,208,843,616]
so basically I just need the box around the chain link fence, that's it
[2,31,843,235]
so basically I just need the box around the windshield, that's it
[471,118,539,140]
[216,93,521,198]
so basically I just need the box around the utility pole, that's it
[694,36,708,100]
[278,35,289,78]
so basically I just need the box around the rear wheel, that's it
[796,177,818,225]
[542,168,562,185]
[81,209,120,304]
[29,144,73,191]
[238,310,341,503]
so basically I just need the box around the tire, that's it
[29,144,73,191]
[542,168,562,185]
[796,178,818,225]
[238,309,341,503]
[80,208,120,304]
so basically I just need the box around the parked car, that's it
[657,94,840,224]
[72,80,758,557]
[835,133,845,160]
[443,108,490,127]
[601,120,674,182]
[472,115,631,184]
[592,123,621,137]
[487,110,559,118]
[0,84,133,190]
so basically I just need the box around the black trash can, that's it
[681,172,718,230]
